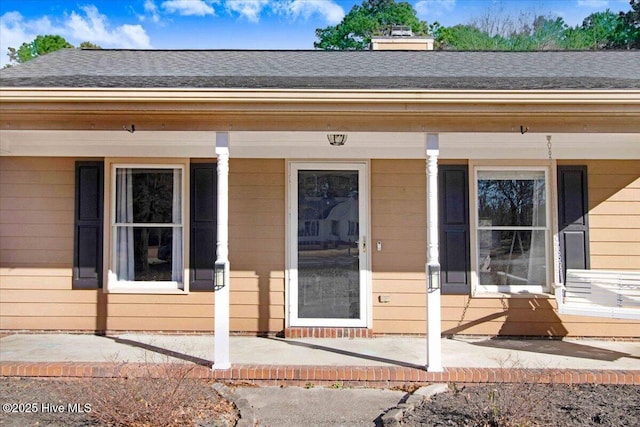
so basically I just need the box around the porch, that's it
[1,333,639,386]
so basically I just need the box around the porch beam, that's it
[213,132,231,370]
[426,133,443,372]
[2,111,639,133]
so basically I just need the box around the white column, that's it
[213,132,231,370]
[426,133,443,372]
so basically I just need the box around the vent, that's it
[390,25,413,37]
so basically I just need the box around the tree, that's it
[616,0,640,48]
[7,35,73,63]
[79,41,102,49]
[314,0,429,50]
[432,0,638,51]
[579,10,623,49]
[529,16,569,50]
[435,24,506,50]
[6,36,102,66]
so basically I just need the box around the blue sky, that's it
[0,0,633,65]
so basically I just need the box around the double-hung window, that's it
[475,168,549,294]
[111,165,184,291]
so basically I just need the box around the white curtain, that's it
[528,176,546,285]
[116,168,134,281]
[172,169,183,282]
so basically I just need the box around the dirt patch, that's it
[0,377,238,427]
[403,383,640,427]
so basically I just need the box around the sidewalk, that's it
[1,334,639,386]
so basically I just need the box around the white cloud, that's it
[576,0,609,7]
[0,12,30,66]
[0,11,65,66]
[66,5,152,48]
[282,0,344,25]
[0,5,152,67]
[142,0,161,23]
[161,0,217,16]
[226,0,269,22]
[415,0,456,20]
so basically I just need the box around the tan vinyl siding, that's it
[228,159,286,334]
[441,295,639,337]
[0,158,84,330]
[370,159,639,338]
[0,157,287,334]
[560,160,640,271]
[0,157,75,268]
[2,157,637,338]
[371,160,427,334]
[96,158,286,333]
[441,160,640,338]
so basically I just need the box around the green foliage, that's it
[6,36,102,65]
[616,0,640,48]
[435,24,505,50]
[529,17,568,50]
[579,10,623,49]
[314,0,428,50]
[79,41,102,49]
[323,0,637,51]
[7,34,73,63]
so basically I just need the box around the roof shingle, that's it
[1,49,639,90]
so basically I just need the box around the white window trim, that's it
[471,165,552,296]
[106,162,188,294]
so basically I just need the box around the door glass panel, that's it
[297,170,360,319]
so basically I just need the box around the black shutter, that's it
[73,161,104,289]
[439,165,471,294]
[557,165,590,279]
[190,163,217,291]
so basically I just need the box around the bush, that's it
[64,362,237,427]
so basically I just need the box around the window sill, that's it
[106,287,188,295]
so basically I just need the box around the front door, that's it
[289,162,368,327]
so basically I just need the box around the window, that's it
[475,168,549,293]
[111,165,184,290]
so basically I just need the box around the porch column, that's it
[426,133,443,372]
[213,132,231,370]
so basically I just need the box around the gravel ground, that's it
[3,378,639,427]
[403,383,640,427]
[0,377,238,427]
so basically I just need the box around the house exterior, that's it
[1,49,639,364]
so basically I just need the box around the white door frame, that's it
[287,161,370,327]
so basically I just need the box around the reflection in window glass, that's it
[477,170,547,287]
[114,167,183,284]
[297,170,360,319]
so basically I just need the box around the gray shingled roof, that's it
[1,49,639,90]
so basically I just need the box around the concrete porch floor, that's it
[1,334,639,386]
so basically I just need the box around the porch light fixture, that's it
[327,133,347,146]
[428,264,440,290]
